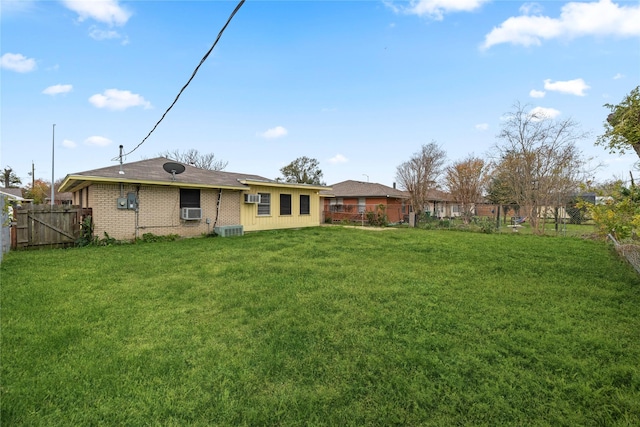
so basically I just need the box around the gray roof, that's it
[0,188,24,200]
[329,180,409,199]
[60,157,273,193]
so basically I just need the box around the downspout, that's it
[135,185,140,240]
[212,188,223,229]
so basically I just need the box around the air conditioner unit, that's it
[244,194,261,203]
[181,207,202,220]
[214,225,244,237]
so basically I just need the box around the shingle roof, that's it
[60,157,272,193]
[0,188,24,200]
[329,180,409,198]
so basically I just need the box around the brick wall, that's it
[84,184,241,241]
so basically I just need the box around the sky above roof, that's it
[1,0,639,188]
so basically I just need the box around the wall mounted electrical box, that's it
[117,197,127,209]
[127,192,137,210]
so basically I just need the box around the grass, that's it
[1,226,639,426]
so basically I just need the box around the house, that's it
[0,188,27,203]
[323,180,410,224]
[58,157,330,240]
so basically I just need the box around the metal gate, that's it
[13,205,92,249]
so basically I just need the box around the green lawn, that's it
[1,227,639,426]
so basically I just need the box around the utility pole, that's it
[51,124,55,205]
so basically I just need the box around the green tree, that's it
[24,179,50,204]
[2,166,22,188]
[279,156,324,185]
[579,184,640,240]
[596,86,640,158]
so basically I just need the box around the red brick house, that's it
[323,180,410,224]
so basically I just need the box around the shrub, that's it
[75,215,96,247]
[366,204,389,227]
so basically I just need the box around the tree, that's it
[159,149,228,171]
[493,102,588,233]
[24,179,50,204]
[579,184,640,240]
[444,156,490,224]
[596,86,640,158]
[279,156,324,185]
[2,166,22,188]
[395,142,446,214]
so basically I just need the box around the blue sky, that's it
[1,0,639,188]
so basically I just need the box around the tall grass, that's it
[1,227,639,426]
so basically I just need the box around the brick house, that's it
[59,157,330,240]
[323,180,410,224]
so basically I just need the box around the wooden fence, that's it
[12,205,92,249]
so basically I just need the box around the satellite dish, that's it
[163,162,186,181]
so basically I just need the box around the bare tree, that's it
[494,103,589,233]
[396,142,446,214]
[444,156,491,224]
[160,149,228,171]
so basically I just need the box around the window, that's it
[258,193,270,215]
[330,197,344,212]
[180,188,200,208]
[300,195,310,215]
[280,194,292,215]
[358,197,366,213]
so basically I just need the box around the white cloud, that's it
[529,89,546,98]
[0,0,37,15]
[89,26,121,41]
[389,0,490,20]
[613,73,624,80]
[61,0,131,26]
[258,126,288,139]
[475,123,489,131]
[482,0,640,49]
[89,89,151,110]
[62,139,77,148]
[543,78,590,96]
[42,84,73,96]
[0,53,36,72]
[519,2,544,16]
[84,136,112,147]
[328,154,348,164]
[529,106,561,121]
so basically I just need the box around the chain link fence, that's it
[608,234,640,275]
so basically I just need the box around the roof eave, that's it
[59,175,248,192]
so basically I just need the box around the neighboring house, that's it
[45,192,74,205]
[58,157,330,240]
[324,180,410,223]
[423,189,461,219]
[0,187,26,203]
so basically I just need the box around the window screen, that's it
[280,194,292,215]
[300,195,310,215]
[180,188,200,208]
[258,193,270,215]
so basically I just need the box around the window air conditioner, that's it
[244,194,261,203]
[181,207,202,220]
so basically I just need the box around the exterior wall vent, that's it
[181,207,202,220]
[244,194,261,203]
[215,225,244,237]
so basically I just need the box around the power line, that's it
[116,0,246,160]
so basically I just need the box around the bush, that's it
[366,204,389,227]
[75,215,96,247]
